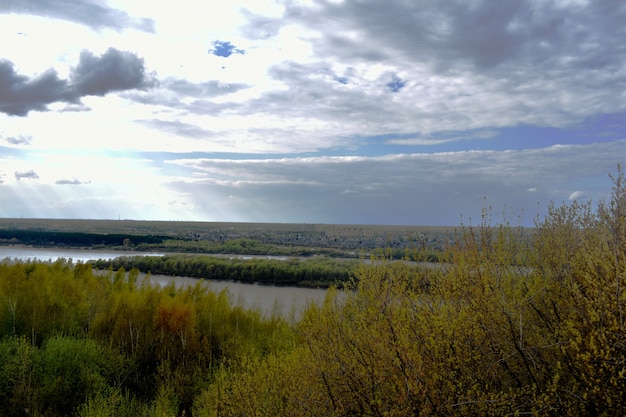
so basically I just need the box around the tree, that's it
[530,164,626,414]
[0,336,38,417]
[36,336,124,416]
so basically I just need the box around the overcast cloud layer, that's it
[0,0,624,225]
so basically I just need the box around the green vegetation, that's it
[0,218,453,260]
[0,166,624,416]
[0,229,168,248]
[93,254,357,288]
[0,261,293,417]
[134,237,347,258]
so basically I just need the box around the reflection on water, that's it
[0,246,331,319]
[149,274,329,320]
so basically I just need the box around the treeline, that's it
[134,237,344,257]
[93,254,357,288]
[136,238,444,261]
[0,225,449,261]
[0,229,167,248]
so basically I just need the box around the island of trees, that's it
[0,166,625,416]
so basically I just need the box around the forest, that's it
[0,166,625,416]
[0,218,452,261]
[93,254,358,288]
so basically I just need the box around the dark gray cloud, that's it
[14,170,39,180]
[245,0,625,72]
[70,48,156,96]
[0,48,155,116]
[0,61,77,116]
[0,0,155,32]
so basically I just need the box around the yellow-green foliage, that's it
[205,165,626,417]
[0,261,292,416]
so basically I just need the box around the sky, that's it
[0,0,625,226]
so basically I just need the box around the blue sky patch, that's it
[209,40,245,57]
[387,74,405,92]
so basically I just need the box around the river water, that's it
[0,246,138,263]
[0,246,330,319]
[147,274,329,319]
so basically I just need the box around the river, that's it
[147,274,329,319]
[0,246,330,319]
[0,246,142,263]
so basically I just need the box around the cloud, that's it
[240,8,284,39]
[55,178,89,185]
[4,135,32,145]
[253,0,625,72]
[135,120,215,139]
[0,48,155,116]
[235,0,626,141]
[124,78,248,114]
[240,61,409,128]
[387,130,499,146]
[209,41,246,57]
[568,191,585,200]
[163,78,248,97]
[0,0,155,32]
[0,61,77,116]
[164,140,625,225]
[70,48,156,96]
[14,170,39,181]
